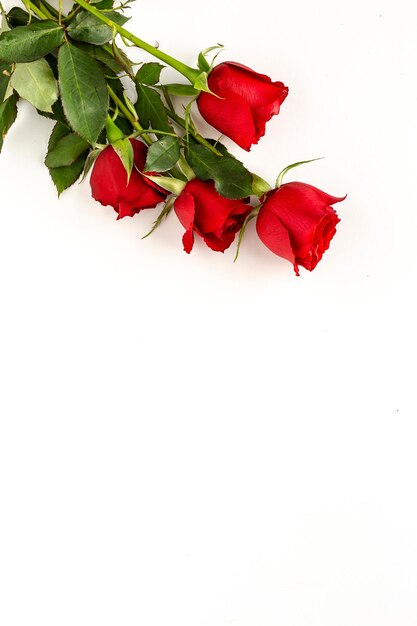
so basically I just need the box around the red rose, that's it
[256,182,345,275]
[197,62,288,151]
[174,179,251,253]
[90,139,168,219]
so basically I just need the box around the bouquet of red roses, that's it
[0,0,345,274]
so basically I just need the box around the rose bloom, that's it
[256,182,345,274]
[174,179,251,253]
[90,139,168,219]
[197,62,288,151]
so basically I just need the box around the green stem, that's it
[109,40,135,80]
[107,83,151,146]
[39,2,55,19]
[166,109,223,156]
[107,85,187,182]
[177,155,195,181]
[63,5,82,21]
[24,0,56,19]
[165,109,271,194]
[131,129,177,139]
[73,0,200,84]
[109,63,269,194]
[161,86,176,115]
[25,0,56,20]
[24,0,48,20]
[99,37,226,162]
[36,0,59,17]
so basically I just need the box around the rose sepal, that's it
[197,44,224,73]
[142,174,186,195]
[276,157,324,188]
[105,115,134,182]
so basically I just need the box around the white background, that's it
[1,0,417,624]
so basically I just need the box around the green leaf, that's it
[144,135,180,173]
[1,12,10,35]
[49,156,86,195]
[45,122,87,195]
[0,92,18,152]
[10,58,58,112]
[111,40,133,77]
[90,0,114,7]
[0,20,65,63]
[0,60,13,101]
[202,138,229,156]
[135,62,164,85]
[45,132,89,167]
[112,137,133,181]
[58,42,109,145]
[44,51,58,77]
[134,83,171,134]
[78,42,127,74]
[80,147,101,182]
[163,83,200,97]
[47,119,69,149]
[6,7,35,28]
[36,98,68,126]
[104,68,125,101]
[67,10,128,46]
[187,144,253,199]
[212,159,253,199]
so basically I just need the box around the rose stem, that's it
[73,0,201,84]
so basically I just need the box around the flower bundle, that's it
[0,0,345,273]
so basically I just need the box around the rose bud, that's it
[90,139,168,219]
[197,62,288,151]
[256,182,346,275]
[174,179,251,253]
